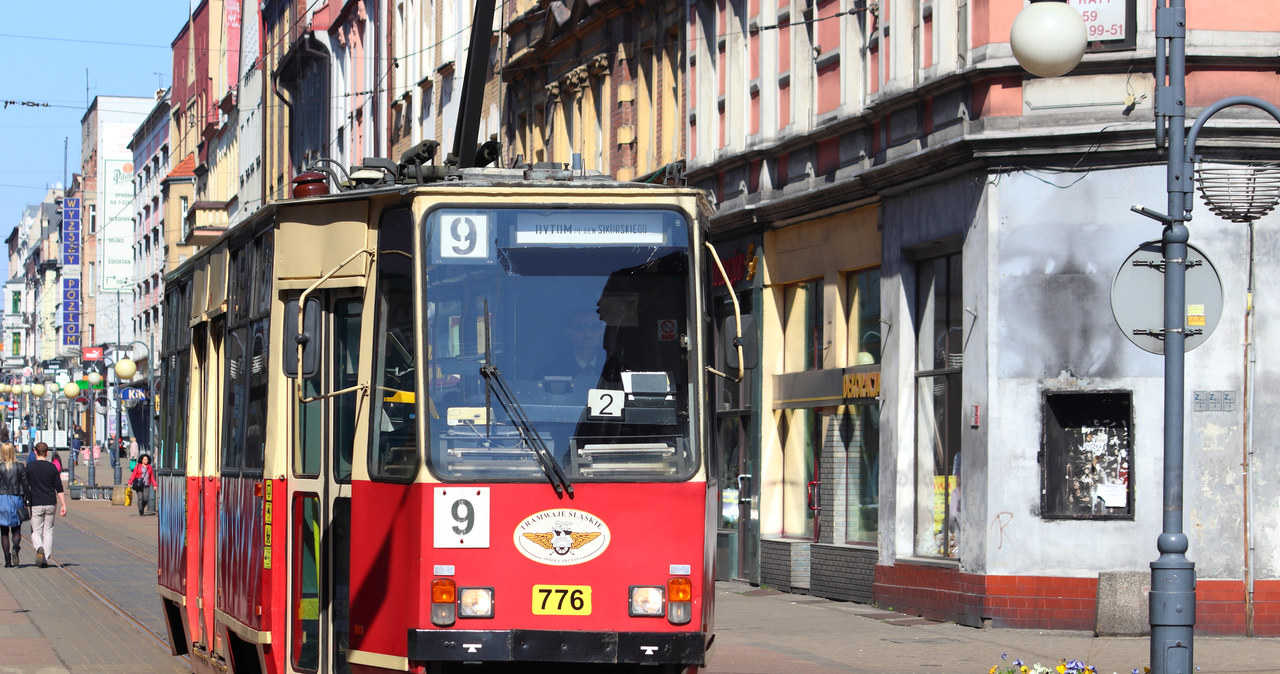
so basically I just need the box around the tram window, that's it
[291,494,321,672]
[369,208,419,481]
[172,350,190,472]
[244,319,269,471]
[294,297,361,481]
[332,498,352,673]
[253,233,274,318]
[422,207,698,482]
[224,326,248,470]
[334,299,361,483]
[223,230,273,475]
[297,358,322,477]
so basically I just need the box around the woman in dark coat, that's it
[0,442,28,567]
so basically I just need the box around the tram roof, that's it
[164,163,710,285]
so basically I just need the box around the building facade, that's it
[689,0,1280,636]
[80,95,157,351]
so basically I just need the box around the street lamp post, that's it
[63,379,85,487]
[1011,2,1280,673]
[113,341,153,513]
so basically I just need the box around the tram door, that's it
[288,292,361,674]
[195,320,223,657]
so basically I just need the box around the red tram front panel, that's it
[348,481,710,669]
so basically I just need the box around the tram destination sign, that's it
[514,212,666,246]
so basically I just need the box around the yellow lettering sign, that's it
[843,372,881,400]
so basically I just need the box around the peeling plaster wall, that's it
[879,162,1280,583]
[989,165,1268,580]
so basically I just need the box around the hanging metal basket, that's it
[1194,163,1280,223]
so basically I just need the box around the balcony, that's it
[183,201,229,246]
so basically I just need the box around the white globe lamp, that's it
[1010,0,1088,78]
[115,358,138,380]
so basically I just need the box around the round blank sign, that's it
[1111,241,1222,354]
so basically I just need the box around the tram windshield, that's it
[422,206,695,482]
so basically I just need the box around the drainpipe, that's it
[1243,220,1256,635]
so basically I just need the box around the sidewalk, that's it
[5,488,1280,673]
[708,581,1280,673]
[0,499,183,674]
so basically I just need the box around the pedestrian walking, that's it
[107,434,120,472]
[69,423,82,466]
[26,442,67,568]
[127,436,139,471]
[128,454,157,516]
[0,442,28,567]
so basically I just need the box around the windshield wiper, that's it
[478,303,573,497]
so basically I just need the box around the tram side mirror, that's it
[283,297,322,378]
[723,314,758,370]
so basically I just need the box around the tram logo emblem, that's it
[514,508,611,565]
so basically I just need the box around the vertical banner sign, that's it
[102,159,134,291]
[62,198,82,347]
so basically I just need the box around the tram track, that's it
[31,512,193,670]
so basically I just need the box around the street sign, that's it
[1111,241,1223,355]
[120,388,147,401]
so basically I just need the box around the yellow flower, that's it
[990,667,998,674]
[1020,668,1029,674]
[1056,666,1067,674]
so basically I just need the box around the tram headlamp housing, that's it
[431,579,457,627]
[458,587,495,618]
[629,586,665,617]
[666,577,693,625]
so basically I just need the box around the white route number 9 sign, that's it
[440,213,490,259]
[434,487,490,548]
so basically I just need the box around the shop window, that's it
[781,408,822,540]
[913,252,962,558]
[846,268,881,365]
[1041,392,1133,519]
[843,404,879,543]
[782,279,823,372]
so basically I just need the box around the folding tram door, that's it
[287,289,362,674]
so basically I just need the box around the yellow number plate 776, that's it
[531,585,592,615]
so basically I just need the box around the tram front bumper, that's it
[407,628,708,665]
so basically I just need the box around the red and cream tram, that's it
[153,157,750,673]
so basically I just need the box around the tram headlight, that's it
[629,586,665,617]
[458,587,494,619]
[666,577,692,625]
[431,578,457,627]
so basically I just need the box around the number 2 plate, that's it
[531,585,592,615]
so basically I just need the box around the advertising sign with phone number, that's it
[1069,0,1126,42]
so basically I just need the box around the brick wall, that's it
[760,538,811,593]
[1198,579,1280,636]
[874,566,1280,635]
[874,564,1096,630]
[811,544,876,603]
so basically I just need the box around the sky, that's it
[0,2,193,282]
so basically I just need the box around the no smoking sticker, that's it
[658,319,677,341]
